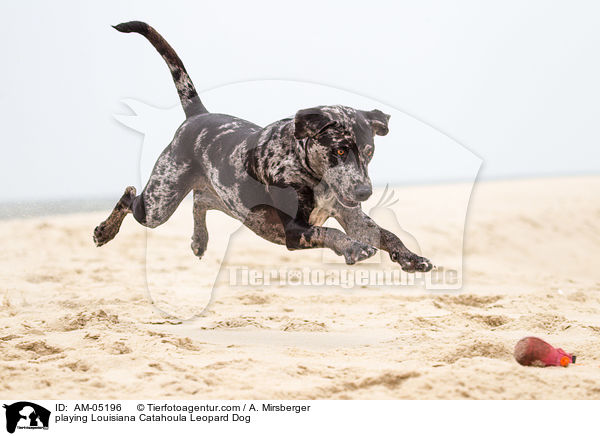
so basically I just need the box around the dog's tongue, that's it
[514,336,575,367]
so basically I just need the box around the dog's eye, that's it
[337,149,346,156]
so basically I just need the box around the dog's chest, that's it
[308,193,337,226]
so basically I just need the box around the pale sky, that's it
[1,1,599,201]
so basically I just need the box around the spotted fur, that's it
[112,21,206,118]
[94,21,432,271]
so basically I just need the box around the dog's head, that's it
[294,105,390,207]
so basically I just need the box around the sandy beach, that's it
[1,176,599,399]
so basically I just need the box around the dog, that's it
[94,21,433,272]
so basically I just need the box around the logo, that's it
[3,402,50,434]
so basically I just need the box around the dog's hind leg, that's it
[129,143,196,229]
[93,186,137,246]
[94,142,195,246]
[191,190,209,258]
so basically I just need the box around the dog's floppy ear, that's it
[294,107,334,139]
[364,109,391,136]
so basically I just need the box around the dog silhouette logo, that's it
[3,402,50,433]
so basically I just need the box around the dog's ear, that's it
[294,107,334,139]
[363,109,391,136]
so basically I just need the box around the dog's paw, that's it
[191,239,208,259]
[93,186,137,247]
[93,222,113,247]
[342,241,377,265]
[390,251,433,272]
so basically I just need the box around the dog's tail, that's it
[113,21,207,118]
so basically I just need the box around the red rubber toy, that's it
[514,337,575,367]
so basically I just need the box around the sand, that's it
[1,176,599,399]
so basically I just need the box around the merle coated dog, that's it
[94,21,432,272]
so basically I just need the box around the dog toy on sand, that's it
[514,337,575,367]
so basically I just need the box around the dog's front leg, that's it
[267,187,376,265]
[282,218,377,265]
[335,208,433,272]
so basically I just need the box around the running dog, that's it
[94,21,433,272]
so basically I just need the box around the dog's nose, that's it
[354,184,372,201]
